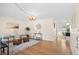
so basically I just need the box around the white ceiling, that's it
[0,3,76,21]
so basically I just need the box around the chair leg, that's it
[7,46,9,55]
[3,48,5,53]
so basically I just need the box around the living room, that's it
[0,3,79,55]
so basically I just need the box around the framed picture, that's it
[6,23,19,29]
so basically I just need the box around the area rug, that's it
[9,40,40,55]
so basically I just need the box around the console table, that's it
[33,33,42,40]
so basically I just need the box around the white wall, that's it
[0,17,57,41]
[34,18,56,41]
[0,17,24,35]
[70,4,79,54]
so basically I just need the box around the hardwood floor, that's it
[15,40,72,55]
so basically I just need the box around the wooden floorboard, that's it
[15,40,72,55]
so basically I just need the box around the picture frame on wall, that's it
[6,23,19,29]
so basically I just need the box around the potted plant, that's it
[65,24,70,36]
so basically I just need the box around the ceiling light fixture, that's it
[28,16,36,20]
